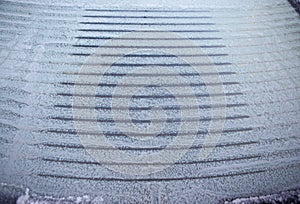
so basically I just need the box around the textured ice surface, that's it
[224,189,300,204]
[0,0,300,203]
[8,186,300,204]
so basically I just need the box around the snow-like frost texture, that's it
[16,189,30,204]
[224,189,300,204]
[15,188,96,204]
